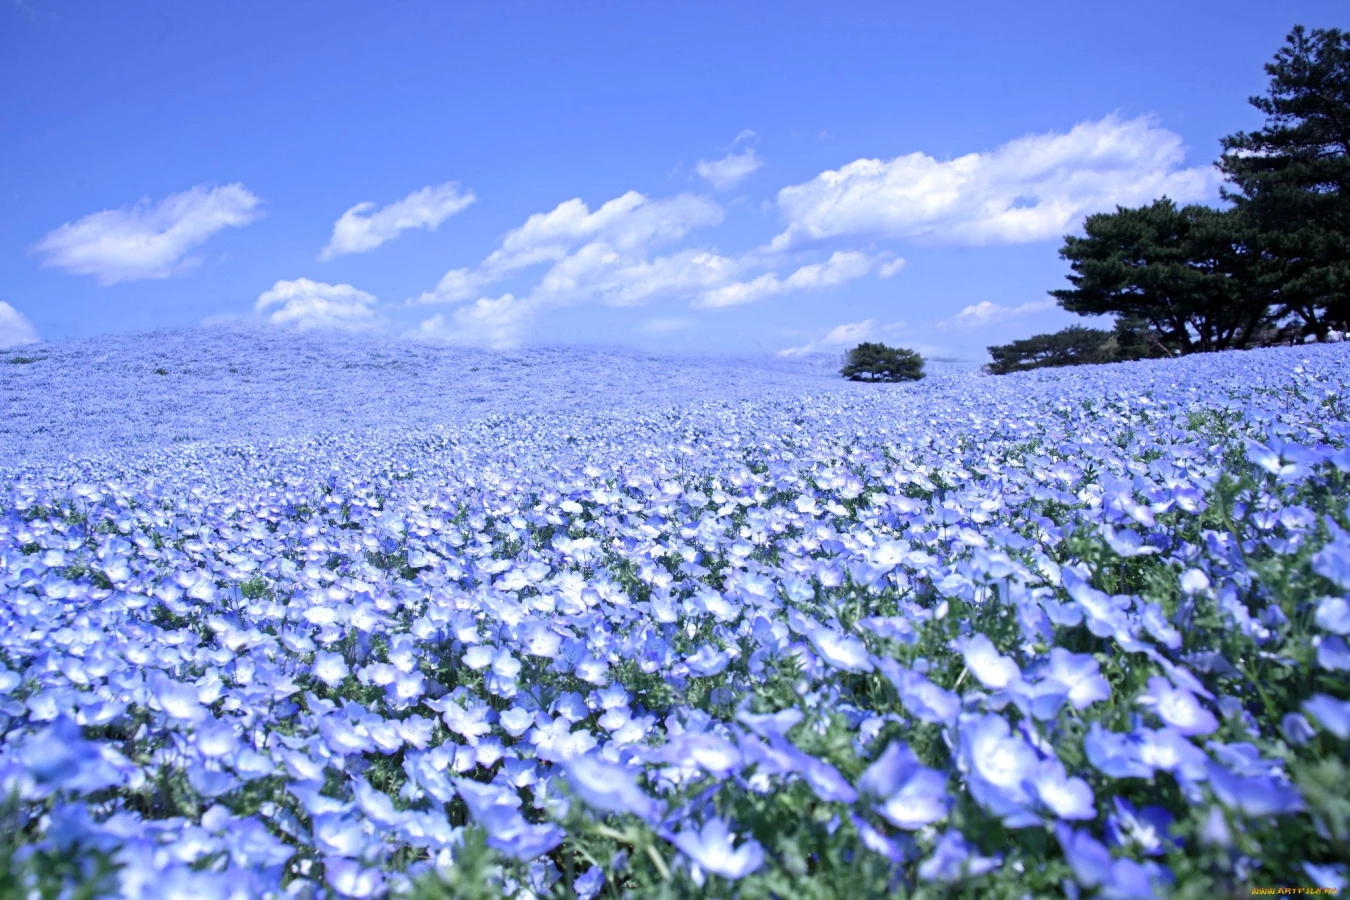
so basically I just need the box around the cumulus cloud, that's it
[413,294,536,349]
[696,251,901,309]
[769,113,1222,250]
[255,278,380,331]
[32,183,262,284]
[319,182,475,261]
[0,302,39,348]
[413,191,724,306]
[939,298,1057,330]
[777,317,909,357]
[412,186,906,346]
[534,246,749,308]
[697,148,763,190]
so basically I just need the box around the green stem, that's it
[642,842,673,882]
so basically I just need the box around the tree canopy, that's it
[1050,199,1278,354]
[988,25,1349,375]
[1218,25,1350,336]
[986,318,1170,375]
[840,343,924,382]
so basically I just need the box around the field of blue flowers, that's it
[1,327,1348,899]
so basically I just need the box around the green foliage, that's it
[0,797,121,900]
[407,829,504,900]
[839,342,924,383]
[1050,199,1279,353]
[1219,25,1350,336]
[986,325,1117,375]
[1004,23,1350,371]
[985,318,1172,375]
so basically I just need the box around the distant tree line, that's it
[988,25,1350,374]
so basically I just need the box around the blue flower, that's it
[312,650,350,688]
[1317,635,1350,671]
[1206,760,1303,816]
[574,865,606,900]
[324,858,384,898]
[1140,603,1182,650]
[1312,531,1350,590]
[522,622,562,659]
[499,706,535,737]
[685,644,730,677]
[804,624,873,673]
[1106,798,1175,857]
[958,633,1022,690]
[312,814,368,858]
[850,814,911,864]
[917,830,1001,883]
[1042,648,1110,710]
[18,717,123,796]
[858,741,950,830]
[1084,723,1152,779]
[653,732,743,780]
[1281,712,1317,745]
[1007,679,1070,722]
[1136,727,1208,783]
[1179,568,1211,594]
[1062,570,1133,640]
[666,818,765,881]
[1316,596,1350,634]
[1303,693,1350,738]
[735,706,803,739]
[876,658,960,726]
[454,778,562,860]
[1101,525,1159,557]
[1056,823,1114,889]
[1029,758,1095,821]
[319,715,375,756]
[150,674,207,722]
[562,754,662,824]
[1139,677,1217,736]
[766,733,858,804]
[958,714,1040,827]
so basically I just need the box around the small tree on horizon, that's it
[840,342,925,382]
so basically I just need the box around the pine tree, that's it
[1218,25,1350,336]
[840,343,925,382]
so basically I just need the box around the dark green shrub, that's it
[839,342,924,382]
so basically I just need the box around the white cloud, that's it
[413,293,536,349]
[939,298,1057,330]
[534,246,747,308]
[319,182,475,261]
[696,251,899,309]
[255,278,380,331]
[696,148,763,190]
[0,302,39,348]
[32,183,262,284]
[777,317,908,357]
[413,191,723,306]
[879,258,907,278]
[641,317,692,333]
[769,114,1222,250]
[412,187,905,346]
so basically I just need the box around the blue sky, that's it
[1,1,1343,359]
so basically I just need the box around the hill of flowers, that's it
[1,327,1348,898]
